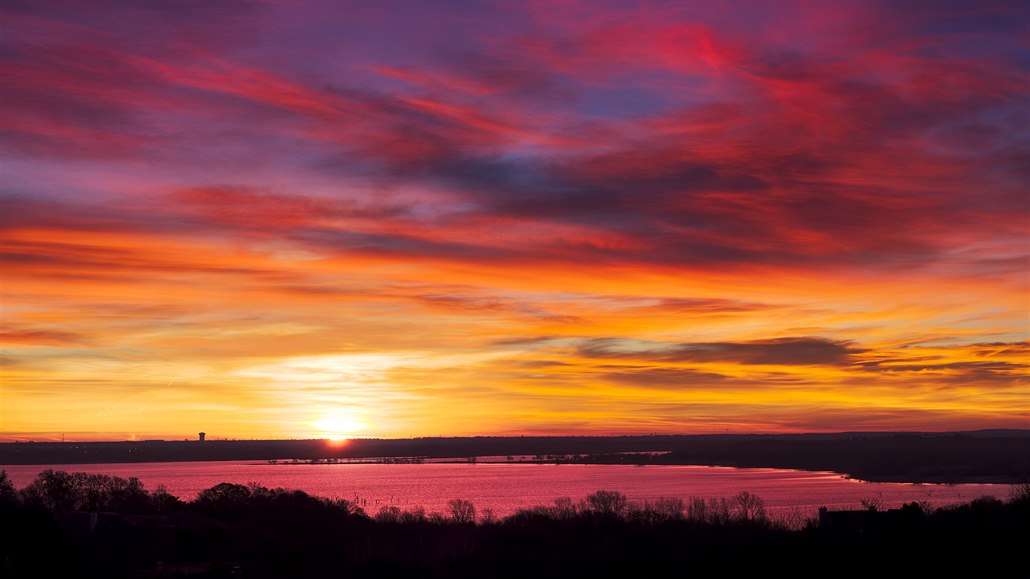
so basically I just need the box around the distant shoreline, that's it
[256,458,1026,485]
[3,431,1028,485]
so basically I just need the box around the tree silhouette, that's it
[448,498,476,523]
[3,472,1028,578]
[0,470,17,505]
[21,470,78,511]
[732,491,767,523]
[586,490,627,516]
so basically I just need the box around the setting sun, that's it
[312,413,366,441]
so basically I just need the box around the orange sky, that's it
[2,1,1028,441]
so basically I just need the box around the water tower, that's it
[198,432,206,442]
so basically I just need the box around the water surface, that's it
[3,461,1013,520]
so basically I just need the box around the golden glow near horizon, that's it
[1,2,1028,441]
[312,412,367,441]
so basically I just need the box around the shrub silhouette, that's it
[149,483,183,513]
[376,505,403,523]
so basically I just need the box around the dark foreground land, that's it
[4,430,1029,483]
[1,470,1028,578]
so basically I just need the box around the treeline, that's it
[2,470,1028,578]
[1,469,778,526]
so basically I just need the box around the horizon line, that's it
[4,427,1029,445]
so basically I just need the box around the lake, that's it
[2,461,1015,521]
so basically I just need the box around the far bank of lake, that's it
[4,433,1028,484]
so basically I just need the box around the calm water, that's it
[3,461,1015,520]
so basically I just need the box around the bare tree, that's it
[552,496,578,519]
[586,490,627,516]
[653,497,686,521]
[860,494,884,512]
[448,498,476,523]
[732,491,767,523]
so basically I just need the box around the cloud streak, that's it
[579,336,868,365]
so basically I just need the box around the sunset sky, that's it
[2,0,1027,442]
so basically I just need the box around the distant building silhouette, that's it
[198,432,206,442]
